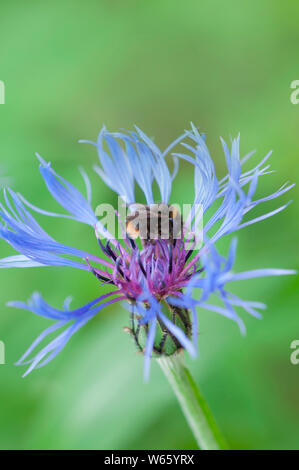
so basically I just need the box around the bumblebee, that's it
[126,203,183,244]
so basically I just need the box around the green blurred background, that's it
[0,0,298,450]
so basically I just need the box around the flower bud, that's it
[124,301,192,356]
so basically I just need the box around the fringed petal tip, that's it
[10,291,124,377]
[6,300,26,309]
[185,238,296,337]
[78,139,97,146]
[35,153,52,169]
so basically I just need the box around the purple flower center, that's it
[91,236,202,302]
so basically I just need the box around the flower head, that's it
[0,124,295,379]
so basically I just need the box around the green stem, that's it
[157,351,228,450]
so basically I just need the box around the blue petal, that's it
[135,126,173,203]
[81,126,135,204]
[199,301,246,334]
[144,317,157,382]
[229,268,297,281]
[11,291,122,376]
[190,239,295,333]
[36,154,97,226]
[0,254,43,268]
[158,311,197,358]
[7,291,113,320]
[0,190,99,270]
[83,126,181,204]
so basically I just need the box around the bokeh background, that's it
[0,0,298,450]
